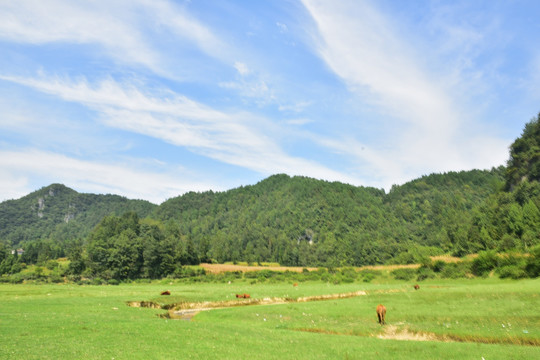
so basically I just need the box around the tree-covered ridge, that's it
[155,174,391,266]
[471,113,540,254]
[384,169,506,255]
[0,184,156,247]
[153,171,502,266]
[506,112,540,190]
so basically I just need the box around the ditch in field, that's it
[127,290,367,320]
[297,324,539,346]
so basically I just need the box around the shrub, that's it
[471,251,498,276]
[173,266,206,279]
[107,279,120,285]
[340,267,358,280]
[9,273,24,284]
[243,271,258,279]
[358,269,382,278]
[440,262,470,279]
[92,277,105,285]
[416,266,435,281]
[320,272,331,282]
[391,268,416,281]
[497,265,528,279]
[49,274,64,283]
[67,274,81,282]
[526,245,540,277]
[498,252,526,267]
[432,260,446,273]
[45,260,59,270]
[362,273,375,283]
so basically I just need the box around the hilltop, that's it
[0,184,155,246]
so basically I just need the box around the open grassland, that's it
[1,278,539,359]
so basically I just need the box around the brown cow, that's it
[160,290,171,296]
[243,293,250,299]
[235,294,243,298]
[414,284,420,290]
[293,283,298,287]
[376,304,386,325]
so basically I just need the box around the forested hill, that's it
[152,170,504,266]
[0,184,156,246]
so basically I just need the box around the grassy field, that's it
[1,278,539,359]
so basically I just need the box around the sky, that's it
[1,0,539,204]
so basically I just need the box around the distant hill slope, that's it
[505,112,540,189]
[153,170,503,265]
[0,184,156,246]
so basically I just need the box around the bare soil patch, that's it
[201,263,422,273]
[200,263,318,273]
[377,324,437,342]
[200,256,474,274]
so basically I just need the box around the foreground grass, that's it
[1,279,539,359]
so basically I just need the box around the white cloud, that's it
[1,73,357,186]
[278,101,312,113]
[0,149,218,203]
[285,118,314,126]
[276,22,288,33]
[0,0,227,77]
[301,0,509,183]
[0,0,160,71]
[219,77,276,105]
[234,62,251,76]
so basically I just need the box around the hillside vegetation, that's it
[1,113,540,281]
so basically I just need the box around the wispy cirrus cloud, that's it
[0,0,227,77]
[0,149,218,204]
[1,73,357,186]
[300,0,509,184]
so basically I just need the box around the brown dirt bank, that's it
[127,290,367,320]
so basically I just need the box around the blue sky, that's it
[1,0,539,204]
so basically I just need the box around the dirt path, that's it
[377,324,438,342]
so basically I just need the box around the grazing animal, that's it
[243,293,250,299]
[160,290,171,296]
[376,304,386,325]
[414,284,420,290]
[293,283,298,287]
[236,294,242,298]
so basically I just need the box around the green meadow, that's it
[1,278,539,359]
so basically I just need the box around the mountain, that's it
[0,184,156,246]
